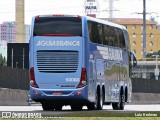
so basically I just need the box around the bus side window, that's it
[88,21,102,44]
[103,25,109,45]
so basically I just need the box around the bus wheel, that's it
[112,93,125,110]
[96,90,103,110]
[87,103,96,110]
[42,103,54,111]
[120,93,125,110]
[54,105,62,111]
[99,90,104,110]
[71,105,83,111]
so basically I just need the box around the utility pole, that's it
[143,0,146,59]
[108,0,119,21]
[109,0,113,20]
[142,0,147,78]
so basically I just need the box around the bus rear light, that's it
[77,91,82,95]
[77,15,82,19]
[30,67,39,88]
[35,15,40,19]
[77,68,87,88]
[33,90,38,94]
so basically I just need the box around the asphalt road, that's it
[0,105,160,118]
[0,104,160,111]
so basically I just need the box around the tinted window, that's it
[88,21,102,44]
[88,20,125,48]
[33,17,82,36]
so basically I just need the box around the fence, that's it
[0,66,160,93]
[0,66,29,90]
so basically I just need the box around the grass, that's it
[0,111,160,120]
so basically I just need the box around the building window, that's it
[150,41,153,46]
[141,42,143,46]
[150,33,153,38]
[141,25,143,29]
[133,41,136,46]
[133,33,136,38]
[150,49,153,53]
[133,50,136,54]
[150,25,153,29]
[141,33,143,38]
[132,25,136,29]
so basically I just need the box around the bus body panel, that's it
[31,36,83,89]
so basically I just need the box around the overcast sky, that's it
[0,0,159,24]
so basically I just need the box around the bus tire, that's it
[71,105,83,111]
[112,91,125,110]
[42,103,54,111]
[54,105,63,111]
[96,89,103,110]
[87,103,95,110]
[120,93,125,110]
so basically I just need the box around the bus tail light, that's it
[77,68,87,88]
[30,67,39,88]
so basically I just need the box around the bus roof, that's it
[32,14,126,31]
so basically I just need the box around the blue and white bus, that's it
[29,15,136,111]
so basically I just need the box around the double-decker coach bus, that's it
[29,15,137,111]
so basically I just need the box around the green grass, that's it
[1,111,160,120]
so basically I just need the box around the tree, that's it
[0,54,7,66]
[3,56,7,66]
[0,54,4,66]
[146,50,160,58]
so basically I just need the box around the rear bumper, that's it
[30,86,89,104]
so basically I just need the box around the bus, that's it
[29,15,137,111]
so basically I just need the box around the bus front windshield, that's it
[33,16,82,37]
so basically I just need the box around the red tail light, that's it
[77,68,87,88]
[35,15,40,19]
[30,67,39,88]
[77,15,82,19]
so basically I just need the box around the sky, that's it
[0,0,160,24]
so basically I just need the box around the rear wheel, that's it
[87,103,95,110]
[87,90,104,110]
[71,105,83,111]
[54,105,63,111]
[97,90,104,110]
[112,92,125,110]
[42,103,54,111]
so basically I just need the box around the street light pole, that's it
[143,0,146,59]
[142,0,147,78]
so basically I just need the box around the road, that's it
[0,105,160,118]
[0,104,160,111]
[0,104,160,112]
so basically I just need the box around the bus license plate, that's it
[53,92,62,95]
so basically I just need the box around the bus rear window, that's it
[33,17,82,36]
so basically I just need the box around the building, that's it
[25,25,30,43]
[0,22,30,43]
[101,18,160,60]
[0,22,16,43]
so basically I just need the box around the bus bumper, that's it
[30,86,88,104]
